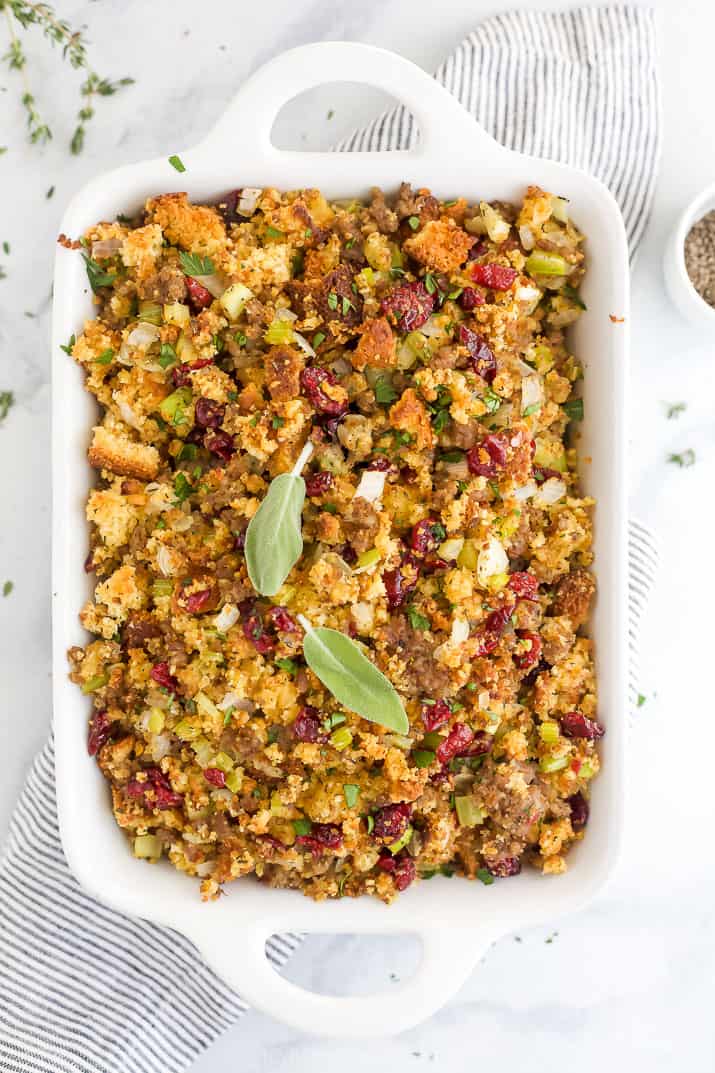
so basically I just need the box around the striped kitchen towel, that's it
[0,7,660,1073]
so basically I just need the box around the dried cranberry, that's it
[471,263,517,290]
[150,661,178,692]
[185,275,213,309]
[218,189,241,225]
[487,856,521,878]
[204,767,226,788]
[409,519,442,557]
[465,731,493,757]
[383,553,419,611]
[533,466,562,484]
[194,397,225,429]
[304,471,334,497]
[458,326,497,383]
[317,415,344,440]
[560,712,605,740]
[128,767,183,809]
[312,823,343,849]
[185,589,215,615]
[567,791,590,830]
[366,456,394,472]
[300,367,348,417]
[474,605,514,658]
[204,429,234,462]
[268,605,298,633]
[295,835,322,856]
[436,723,474,764]
[458,286,485,311]
[399,465,417,483]
[372,803,412,842]
[509,572,539,601]
[87,711,112,756]
[467,240,486,261]
[125,779,146,799]
[421,699,451,731]
[260,834,287,854]
[291,706,327,743]
[241,607,274,654]
[381,281,435,331]
[172,357,214,388]
[514,629,542,670]
[338,542,358,566]
[378,851,416,890]
[466,433,509,477]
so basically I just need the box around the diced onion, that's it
[443,459,470,480]
[450,618,470,644]
[196,691,221,719]
[480,202,510,244]
[534,477,567,505]
[275,308,297,322]
[194,273,224,298]
[512,479,537,502]
[518,225,535,251]
[215,603,239,632]
[514,357,537,378]
[293,331,316,359]
[128,323,161,349]
[477,537,509,587]
[351,601,374,633]
[438,537,464,561]
[156,545,175,577]
[150,734,172,761]
[521,374,544,415]
[329,357,352,377]
[115,397,141,429]
[195,860,216,877]
[91,238,122,259]
[354,469,386,503]
[238,188,262,215]
[515,284,541,304]
[219,692,254,712]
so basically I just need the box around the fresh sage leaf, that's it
[298,617,408,734]
[245,473,305,596]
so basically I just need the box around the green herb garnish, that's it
[265,225,284,239]
[168,154,186,172]
[327,291,338,311]
[275,657,298,676]
[668,449,695,468]
[343,784,360,808]
[374,377,398,405]
[0,391,15,423]
[407,606,430,631]
[173,472,193,503]
[666,402,686,419]
[93,348,114,365]
[293,818,312,837]
[179,250,214,277]
[562,398,584,421]
[3,580,13,597]
[244,443,312,596]
[60,334,76,356]
[82,253,116,293]
[159,343,177,369]
[476,868,494,886]
[313,331,326,348]
[407,215,420,231]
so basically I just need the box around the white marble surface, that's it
[1,0,714,1068]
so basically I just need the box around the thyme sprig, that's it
[0,0,133,153]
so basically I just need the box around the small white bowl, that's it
[664,180,715,326]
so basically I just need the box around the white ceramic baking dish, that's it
[52,41,629,1039]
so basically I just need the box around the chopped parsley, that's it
[159,343,177,368]
[562,284,587,310]
[275,657,297,675]
[179,250,214,277]
[374,377,398,405]
[476,868,494,886]
[173,472,193,503]
[481,387,502,414]
[439,449,465,463]
[2,580,13,597]
[46,186,55,199]
[271,415,285,430]
[293,818,312,836]
[0,391,14,423]
[82,253,116,293]
[313,331,326,348]
[93,348,114,365]
[341,295,354,316]
[562,398,584,421]
[407,215,420,230]
[407,605,430,631]
[666,401,686,419]
[265,225,284,239]
[168,154,186,172]
[636,693,647,708]
[327,291,338,311]
[668,449,695,468]
[234,331,247,347]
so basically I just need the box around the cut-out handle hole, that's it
[269,82,418,152]
[266,933,422,997]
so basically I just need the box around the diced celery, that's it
[81,674,107,694]
[174,719,201,741]
[550,196,569,224]
[152,578,174,598]
[137,300,163,325]
[175,333,197,362]
[486,571,509,593]
[539,721,560,744]
[225,769,243,793]
[264,320,295,346]
[147,708,165,734]
[270,791,290,817]
[353,548,381,574]
[159,386,192,427]
[539,755,569,773]
[413,749,436,768]
[212,751,234,773]
[330,727,353,751]
[163,302,191,328]
[526,249,569,277]
[195,691,221,719]
[457,539,479,571]
[533,437,567,472]
[192,737,214,767]
[388,824,413,855]
[219,282,253,321]
[532,345,554,374]
[438,537,464,561]
[579,760,595,779]
[422,731,444,750]
[134,834,162,859]
[455,796,486,827]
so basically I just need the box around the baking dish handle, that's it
[201,923,492,1039]
[193,41,498,163]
